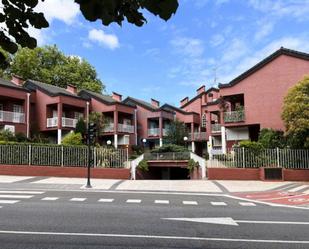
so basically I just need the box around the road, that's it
[0,186,308,248]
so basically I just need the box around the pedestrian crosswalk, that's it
[0,190,44,208]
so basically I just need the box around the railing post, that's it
[276,147,280,167]
[242,147,245,168]
[61,146,64,167]
[28,144,31,166]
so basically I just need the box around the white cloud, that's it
[210,34,225,47]
[254,20,274,41]
[35,0,79,25]
[221,38,249,62]
[170,37,204,57]
[88,29,119,50]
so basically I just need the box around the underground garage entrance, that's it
[144,166,190,180]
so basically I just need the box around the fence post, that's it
[94,147,97,168]
[276,147,280,167]
[28,144,31,166]
[242,147,245,168]
[61,146,64,167]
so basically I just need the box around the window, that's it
[201,113,207,128]
[74,112,83,120]
[13,104,23,123]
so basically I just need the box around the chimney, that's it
[11,74,25,86]
[112,92,122,102]
[151,98,160,108]
[66,84,77,94]
[180,97,189,107]
[196,85,205,95]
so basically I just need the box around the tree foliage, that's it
[258,128,286,149]
[0,0,179,67]
[165,119,188,146]
[4,45,104,93]
[62,132,83,146]
[282,76,309,149]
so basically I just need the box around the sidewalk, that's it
[0,175,307,193]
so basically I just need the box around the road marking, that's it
[239,202,256,206]
[288,185,308,192]
[126,199,141,203]
[98,198,114,203]
[259,193,308,201]
[0,230,308,244]
[211,202,227,206]
[182,201,198,205]
[41,197,58,201]
[0,191,44,194]
[0,194,33,199]
[0,200,20,204]
[0,206,2,208]
[70,198,86,202]
[163,217,309,226]
[155,200,169,204]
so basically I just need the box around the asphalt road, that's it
[0,187,308,249]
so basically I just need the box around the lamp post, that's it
[107,140,112,146]
[142,138,147,151]
[183,136,188,151]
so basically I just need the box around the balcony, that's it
[118,123,134,133]
[103,123,114,133]
[47,117,78,128]
[0,111,25,123]
[211,124,221,133]
[148,128,160,136]
[188,132,207,141]
[224,110,245,123]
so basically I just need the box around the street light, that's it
[183,136,188,151]
[107,140,112,146]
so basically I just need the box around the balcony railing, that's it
[0,111,25,123]
[211,124,221,133]
[224,110,245,123]
[148,128,160,136]
[62,118,78,128]
[47,117,58,128]
[118,123,134,133]
[188,132,207,141]
[103,123,114,133]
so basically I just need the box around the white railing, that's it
[0,111,25,123]
[62,118,78,128]
[148,128,160,136]
[208,147,309,169]
[118,123,134,133]
[211,124,221,133]
[47,117,58,128]
[224,110,245,123]
[103,123,114,133]
[0,144,128,168]
[190,152,206,179]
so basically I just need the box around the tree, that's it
[258,128,286,149]
[5,45,104,93]
[165,119,188,146]
[89,112,107,139]
[0,0,179,67]
[75,118,87,137]
[282,76,309,149]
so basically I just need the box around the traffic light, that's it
[88,122,97,144]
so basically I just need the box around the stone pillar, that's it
[221,126,227,154]
[207,135,213,159]
[57,129,62,145]
[114,134,118,149]
[57,103,63,144]
[191,141,195,153]
[159,138,163,147]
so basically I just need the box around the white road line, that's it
[126,199,141,203]
[0,200,20,204]
[211,202,227,206]
[155,200,169,204]
[0,191,44,194]
[239,202,256,207]
[182,201,198,205]
[288,185,308,192]
[0,194,33,199]
[0,206,2,208]
[70,198,86,202]
[0,230,308,244]
[98,199,114,203]
[41,197,58,201]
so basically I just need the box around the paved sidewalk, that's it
[0,175,307,194]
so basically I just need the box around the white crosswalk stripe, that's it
[155,200,169,204]
[70,198,86,202]
[126,199,141,203]
[0,200,20,204]
[239,202,256,206]
[182,201,198,205]
[42,197,59,201]
[0,194,33,199]
[98,198,114,203]
[0,191,44,194]
[288,185,308,192]
[211,202,227,206]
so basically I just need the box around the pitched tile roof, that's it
[0,78,29,92]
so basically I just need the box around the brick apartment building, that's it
[0,47,308,153]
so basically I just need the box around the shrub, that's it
[62,132,83,146]
[258,128,286,148]
[75,118,87,137]
[131,145,144,155]
[15,132,28,142]
[151,144,187,153]
[238,141,264,151]
[187,159,199,173]
[0,129,16,142]
[138,159,149,172]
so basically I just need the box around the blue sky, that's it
[31,0,309,106]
